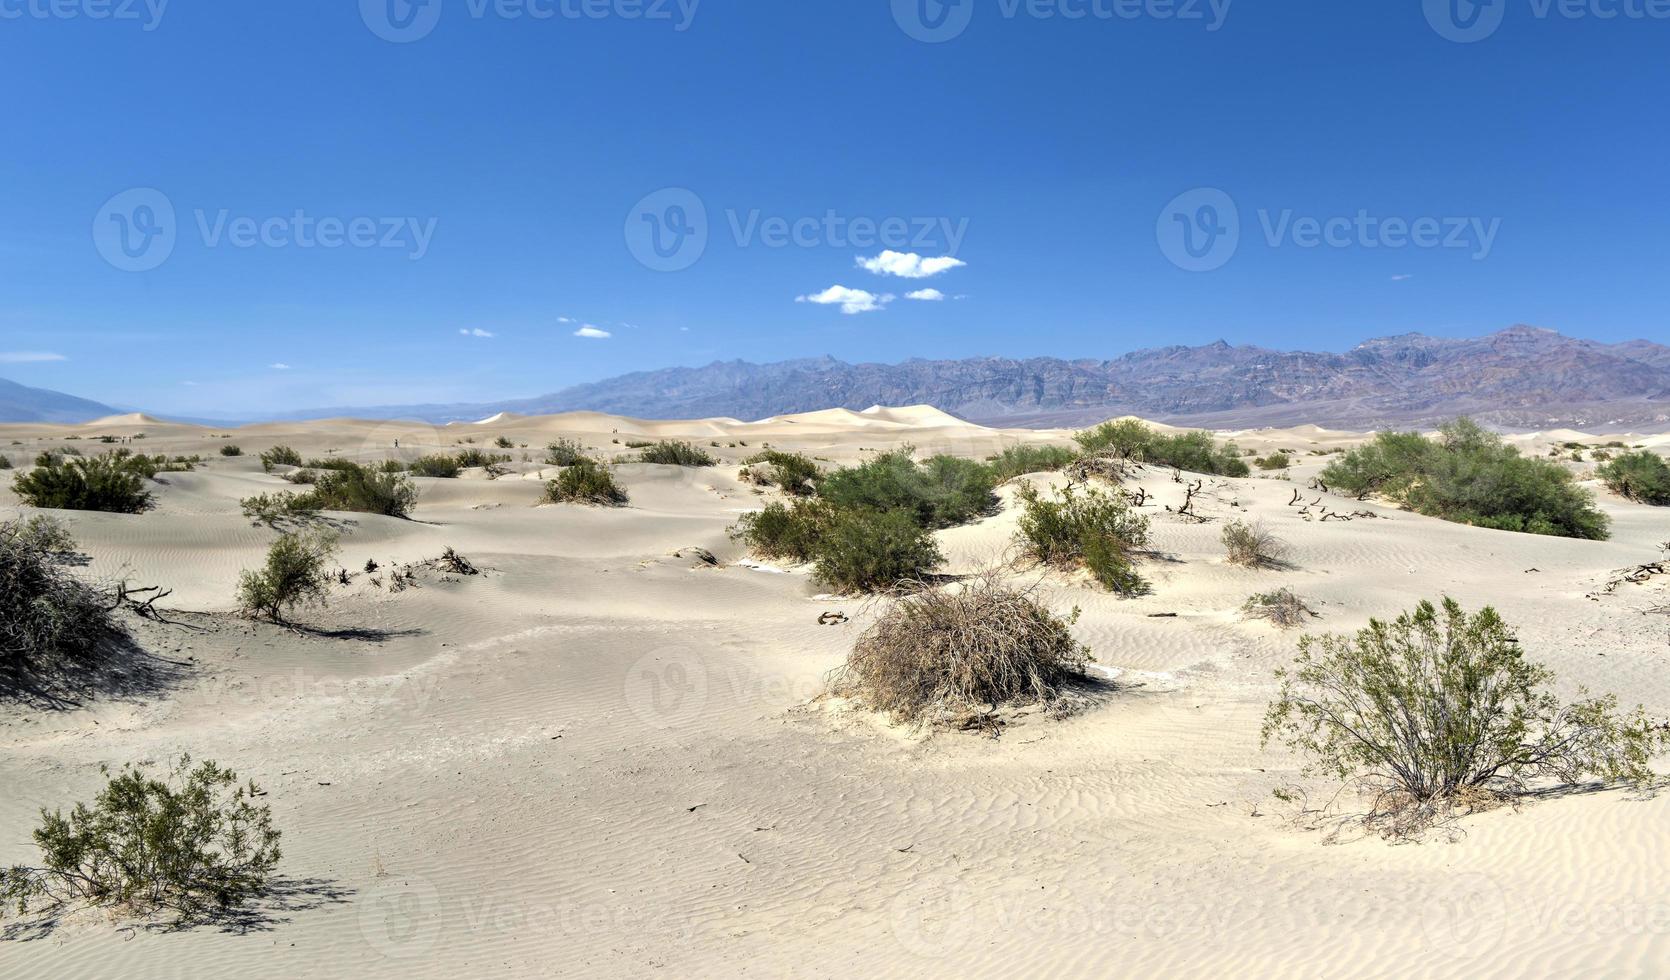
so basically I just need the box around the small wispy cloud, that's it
[269,363,292,370]
[905,288,946,301]
[1390,274,1414,282]
[857,251,967,279]
[459,328,495,338]
[797,285,894,315]
[0,351,67,363]
[574,325,612,339]
[558,316,575,324]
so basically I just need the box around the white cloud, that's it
[574,325,612,339]
[796,285,894,315]
[1390,274,1414,282]
[856,251,967,279]
[459,328,495,338]
[269,363,291,370]
[0,351,67,363]
[557,316,574,323]
[905,288,946,301]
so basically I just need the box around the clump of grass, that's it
[1263,598,1665,836]
[1014,483,1150,594]
[453,448,512,470]
[12,451,155,514]
[1242,588,1315,629]
[493,436,514,449]
[1254,452,1292,471]
[639,441,717,467]
[0,756,280,923]
[829,575,1090,727]
[306,465,419,518]
[1322,418,1608,539]
[544,459,627,506]
[259,445,302,472]
[1222,520,1287,569]
[236,530,338,622]
[1597,450,1670,505]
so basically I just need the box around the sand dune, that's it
[2,410,1668,978]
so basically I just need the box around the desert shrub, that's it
[1597,451,1670,505]
[818,450,997,529]
[829,576,1090,726]
[729,499,833,563]
[0,757,280,922]
[1263,598,1663,829]
[239,491,323,527]
[1074,419,1153,459]
[1075,420,1249,477]
[12,451,154,514]
[1242,588,1315,629]
[493,436,514,449]
[0,518,117,677]
[452,448,512,470]
[258,445,302,472]
[0,455,12,470]
[544,459,627,505]
[985,444,1078,481]
[743,450,820,496]
[1222,520,1287,568]
[1255,452,1292,471]
[813,507,944,594]
[1321,419,1609,540]
[219,445,243,457]
[282,469,318,485]
[639,441,716,467]
[544,438,588,467]
[307,465,418,518]
[236,530,338,622]
[303,457,360,472]
[1015,483,1150,594]
[409,454,463,479]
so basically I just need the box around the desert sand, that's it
[2,408,1669,978]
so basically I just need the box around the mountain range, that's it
[0,376,121,424]
[5,326,1670,431]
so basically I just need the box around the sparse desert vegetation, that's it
[545,458,628,505]
[1075,420,1251,477]
[1014,483,1150,594]
[1222,519,1287,568]
[0,517,119,679]
[639,441,717,467]
[236,530,339,622]
[1242,587,1316,629]
[12,450,155,513]
[1597,450,1670,505]
[259,445,303,472]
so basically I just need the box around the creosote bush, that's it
[453,448,512,470]
[742,450,819,496]
[409,454,463,479]
[544,438,587,467]
[1,517,119,678]
[729,499,831,564]
[0,757,280,922]
[258,445,303,473]
[1322,418,1608,539]
[1075,420,1250,477]
[1597,450,1670,505]
[544,458,628,506]
[306,464,419,518]
[830,575,1090,727]
[12,451,155,514]
[239,491,323,527]
[219,444,243,457]
[1263,598,1663,832]
[639,441,717,467]
[818,449,997,529]
[1222,520,1287,568]
[236,530,338,622]
[1015,483,1150,594]
[813,507,944,594]
[984,444,1078,481]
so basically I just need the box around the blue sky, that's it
[2,1,1666,416]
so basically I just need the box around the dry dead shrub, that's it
[1223,519,1287,568]
[1242,588,1316,629]
[828,575,1091,727]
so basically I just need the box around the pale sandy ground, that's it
[2,408,1669,979]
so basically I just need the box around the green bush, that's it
[219,445,243,457]
[0,757,280,922]
[639,441,716,467]
[1322,419,1609,539]
[409,454,463,479]
[493,436,514,449]
[1264,599,1663,831]
[307,465,418,518]
[544,459,627,505]
[730,500,833,564]
[1,517,118,677]
[453,448,512,470]
[1074,420,1249,476]
[1015,483,1150,594]
[239,491,323,527]
[818,450,997,529]
[258,445,302,472]
[12,451,154,513]
[1254,452,1292,471]
[236,530,338,622]
[1597,451,1670,505]
[1074,419,1154,459]
[985,444,1077,481]
[544,438,588,467]
[743,450,820,495]
[0,455,13,470]
[812,507,944,594]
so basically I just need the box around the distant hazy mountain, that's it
[267,326,1670,431]
[0,377,121,424]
